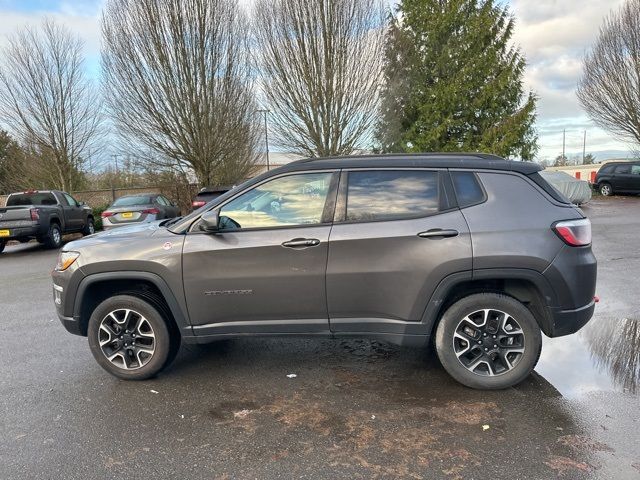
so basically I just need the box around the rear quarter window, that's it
[450,171,486,207]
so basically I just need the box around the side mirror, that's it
[199,210,220,233]
[79,201,86,206]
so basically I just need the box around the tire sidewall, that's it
[600,183,612,196]
[435,293,542,390]
[47,223,62,248]
[87,295,172,380]
[85,218,95,235]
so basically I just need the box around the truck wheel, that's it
[43,223,62,249]
[82,217,95,236]
[87,295,175,380]
[435,293,542,390]
[0,241,5,254]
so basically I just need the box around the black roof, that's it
[277,153,542,175]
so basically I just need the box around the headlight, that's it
[55,251,80,271]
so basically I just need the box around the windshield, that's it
[7,192,57,206]
[112,196,152,207]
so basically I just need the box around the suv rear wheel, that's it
[435,293,542,390]
[87,295,176,380]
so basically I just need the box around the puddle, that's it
[536,315,640,398]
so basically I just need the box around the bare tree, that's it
[102,0,260,186]
[253,0,386,157]
[577,0,640,148]
[0,19,101,191]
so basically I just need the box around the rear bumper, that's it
[546,300,595,337]
[0,225,42,240]
[542,244,597,337]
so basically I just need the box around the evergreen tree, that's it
[377,0,538,160]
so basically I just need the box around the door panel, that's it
[60,193,83,230]
[327,209,472,329]
[182,226,331,330]
[182,170,338,333]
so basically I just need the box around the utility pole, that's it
[582,130,587,164]
[256,109,270,171]
[562,129,566,159]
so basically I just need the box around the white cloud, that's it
[509,0,632,160]
[0,6,101,59]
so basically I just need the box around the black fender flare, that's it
[417,268,557,336]
[72,271,193,337]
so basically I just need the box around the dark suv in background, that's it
[52,154,597,390]
[594,160,640,196]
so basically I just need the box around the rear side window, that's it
[6,192,57,206]
[450,171,485,207]
[599,164,615,174]
[346,170,439,222]
[615,164,631,174]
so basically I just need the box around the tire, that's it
[0,241,5,254]
[82,217,95,236]
[87,295,176,380]
[43,223,62,249]
[435,293,542,390]
[599,183,613,196]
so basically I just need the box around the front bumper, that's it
[52,263,86,337]
[57,312,83,335]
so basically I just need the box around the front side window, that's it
[63,193,78,207]
[346,170,439,222]
[219,172,333,230]
[631,165,640,175]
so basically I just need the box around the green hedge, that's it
[92,204,111,231]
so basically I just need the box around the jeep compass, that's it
[52,154,597,389]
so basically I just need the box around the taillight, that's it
[101,211,114,218]
[552,218,591,246]
[192,200,206,208]
[142,208,160,215]
[30,208,39,221]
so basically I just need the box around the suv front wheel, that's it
[435,293,542,390]
[87,295,177,380]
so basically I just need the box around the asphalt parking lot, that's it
[1,196,639,479]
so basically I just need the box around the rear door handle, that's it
[282,238,321,248]
[417,229,459,239]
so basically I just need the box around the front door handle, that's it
[417,229,459,239]
[282,238,321,248]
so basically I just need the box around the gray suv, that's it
[51,154,597,389]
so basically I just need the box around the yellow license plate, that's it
[0,229,10,237]
[121,212,134,219]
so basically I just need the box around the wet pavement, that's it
[0,196,639,479]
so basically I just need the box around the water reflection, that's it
[536,315,640,397]
[584,316,640,394]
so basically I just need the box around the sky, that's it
[0,0,634,163]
